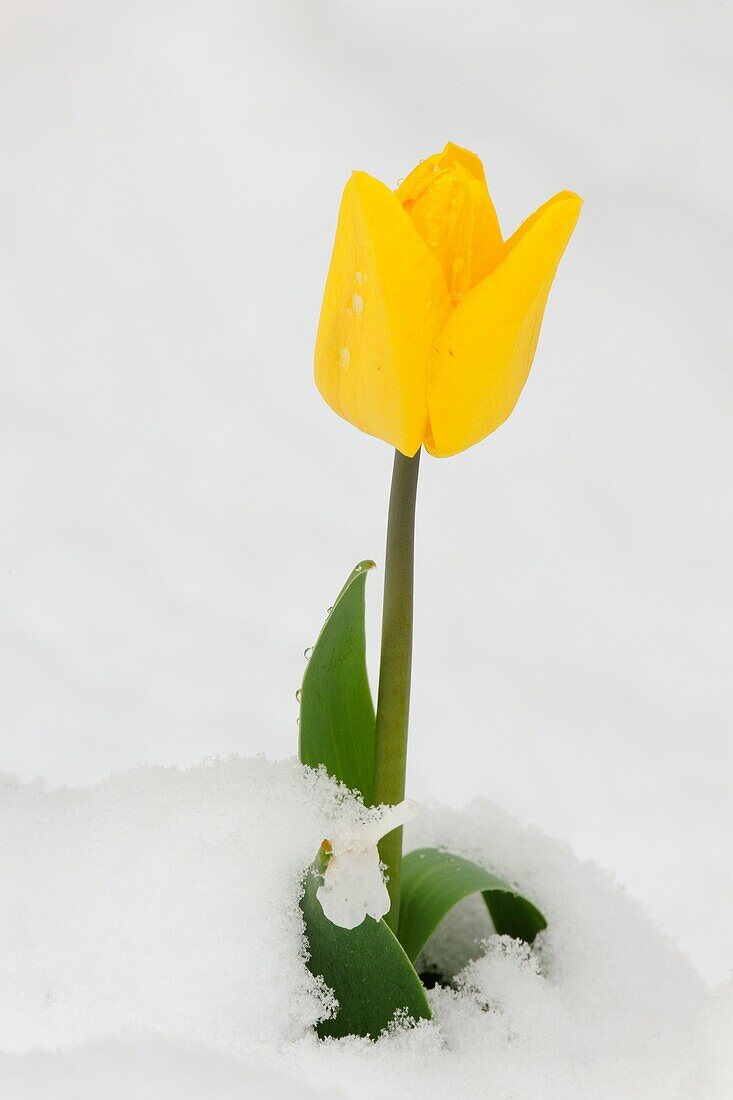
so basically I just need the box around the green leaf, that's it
[301,846,432,1039]
[397,847,547,964]
[298,561,376,802]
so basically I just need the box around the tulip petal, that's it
[395,141,487,202]
[397,144,504,298]
[426,191,582,457]
[315,172,451,457]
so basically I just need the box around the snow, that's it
[0,1042,343,1100]
[316,799,419,929]
[0,758,727,1097]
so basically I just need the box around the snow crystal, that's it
[0,758,727,1098]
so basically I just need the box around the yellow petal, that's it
[315,171,451,456]
[407,166,504,300]
[396,143,504,299]
[426,191,582,458]
[395,141,486,203]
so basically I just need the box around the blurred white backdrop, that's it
[1,0,730,984]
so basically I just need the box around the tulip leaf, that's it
[298,561,376,803]
[397,848,547,964]
[301,846,432,1039]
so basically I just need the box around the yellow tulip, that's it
[315,143,582,458]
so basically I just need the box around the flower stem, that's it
[372,447,421,930]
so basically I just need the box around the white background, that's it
[1,0,731,985]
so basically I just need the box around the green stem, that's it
[372,446,421,930]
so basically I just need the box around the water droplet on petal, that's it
[352,294,364,316]
[354,271,365,284]
[338,347,350,368]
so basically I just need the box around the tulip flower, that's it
[310,145,582,933]
[316,800,419,929]
[315,142,581,458]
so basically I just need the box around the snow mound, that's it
[0,1040,345,1100]
[0,758,725,1097]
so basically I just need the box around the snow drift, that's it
[0,757,726,1098]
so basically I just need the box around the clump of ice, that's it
[0,758,726,1098]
